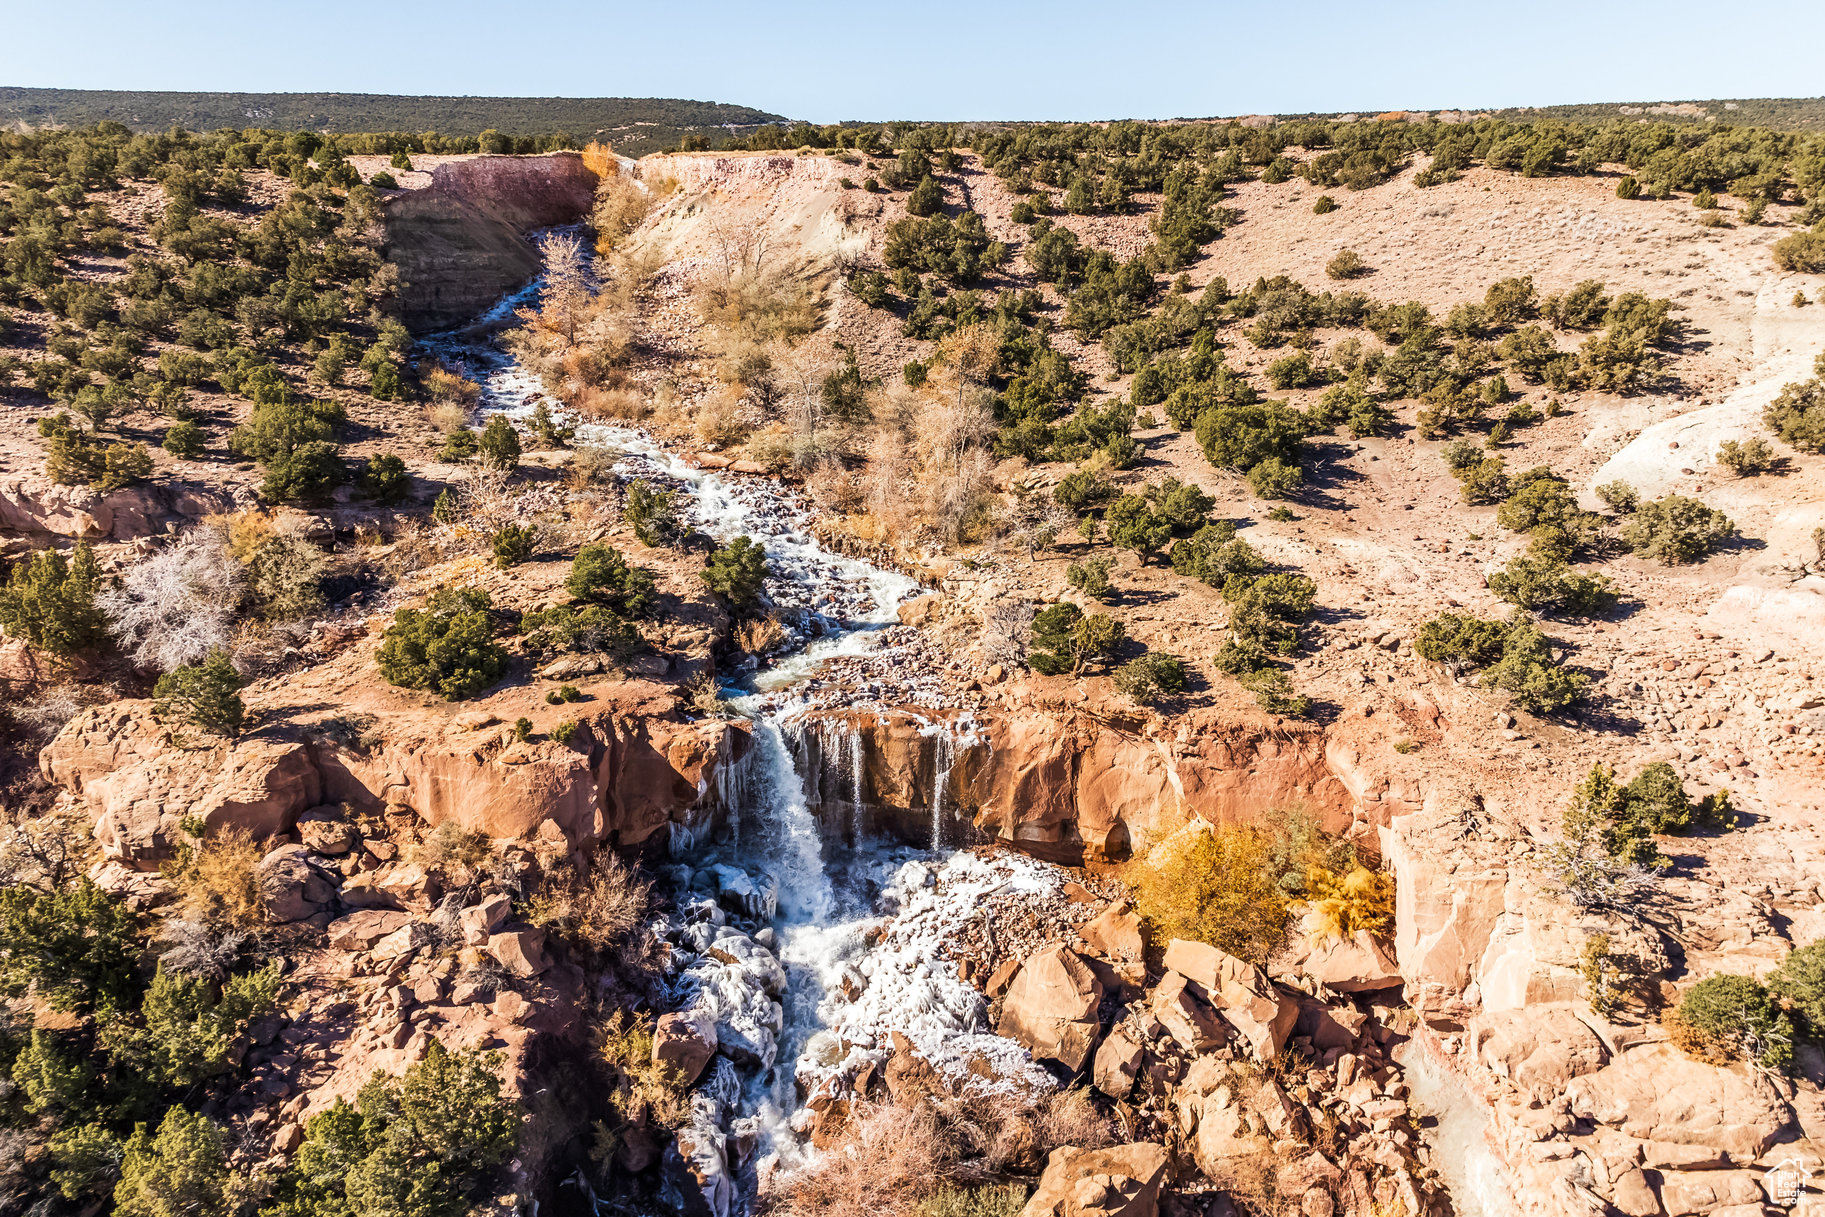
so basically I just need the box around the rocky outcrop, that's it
[997,944,1106,1071]
[796,704,1372,863]
[0,474,235,540]
[1022,1143,1170,1217]
[41,689,751,866]
[381,153,599,332]
[1381,800,1812,1217]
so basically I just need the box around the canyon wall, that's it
[792,704,1406,863]
[380,152,600,333]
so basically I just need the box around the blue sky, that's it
[4,0,1823,123]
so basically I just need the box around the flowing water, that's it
[432,245,1059,1213]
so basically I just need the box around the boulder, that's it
[1022,1143,1171,1217]
[43,701,319,867]
[998,945,1106,1072]
[655,1009,718,1086]
[1161,939,1297,1061]
[1192,1089,1264,1177]
[1658,1171,1767,1216]
[460,894,512,945]
[326,909,412,950]
[1610,1168,1659,1217]
[1093,1030,1143,1099]
[1151,972,1225,1053]
[1079,901,1146,984]
[258,844,336,923]
[1294,997,1368,1054]
[373,862,440,913]
[487,928,550,978]
[1470,1006,1610,1101]
[1273,929,1403,993]
[295,806,357,856]
[1565,1043,1792,1162]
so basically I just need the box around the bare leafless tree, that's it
[540,231,593,346]
[97,526,244,672]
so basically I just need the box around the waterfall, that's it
[929,728,954,850]
[846,725,866,843]
[426,241,1054,1213]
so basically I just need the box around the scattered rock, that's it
[998,944,1105,1072]
[1022,1143,1170,1217]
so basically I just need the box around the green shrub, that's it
[1266,351,1320,390]
[567,544,658,616]
[162,420,207,458]
[907,175,944,217]
[1053,468,1115,511]
[1764,372,1825,452]
[1245,456,1303,499]
[41,414,155,491]
[1456,457,1509,504]
[359,452,411,504]
[1312,196,1337,215]
[113,1107,235,1217]
[260,439,347,504]
[1114,652,1186,704]
[1240,668,1312,716]
[1170,526,1257,586]
[1616,175,1641,199]
[477,415,521,471]
[522,603,641,657]
[135,962,280,1087]
[1621,495,1735,564]
[369,360,401,400]
[439,428,479,461]
[490,523,536,568]
[1481,620,1590,713]
[1325,249,1367,280]
[1065,553,1117,602]
[1145,477,1214,532]
[1414,612,1514,667]
[432,488,459,524]
[1772,231,1825,274]
[1595,480,1639,514]
[701,537,768,609]
[514,717,533,742]
[1768,941,1825,1033]
[0,540,104,657]
[1669,975,1793,1070]
[1106,495,1171,563]
[267,1040,519,1217]
[0,879,140,1015]
[624,478,688,547]
[376,588,507,700]
[1489,551,1616,617]
[1224,572,1316,655]
[1027,602,1124,676]
[1483,276,1538,326]
[153,650,246,737]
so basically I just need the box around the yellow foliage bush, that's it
[162,824,265,928]
[1129,823,1290,967]
[1130,809,1395,965]
[1303,864,1395,939]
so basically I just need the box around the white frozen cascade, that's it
[429,246,1065,1215]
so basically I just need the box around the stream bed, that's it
[430,252,1062,1215]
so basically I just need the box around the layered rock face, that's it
[1382,802,1822,1217]
[381,152,599,332]
[0,476,236,540]
[41,689,749,867]
[794,704,1379,862]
